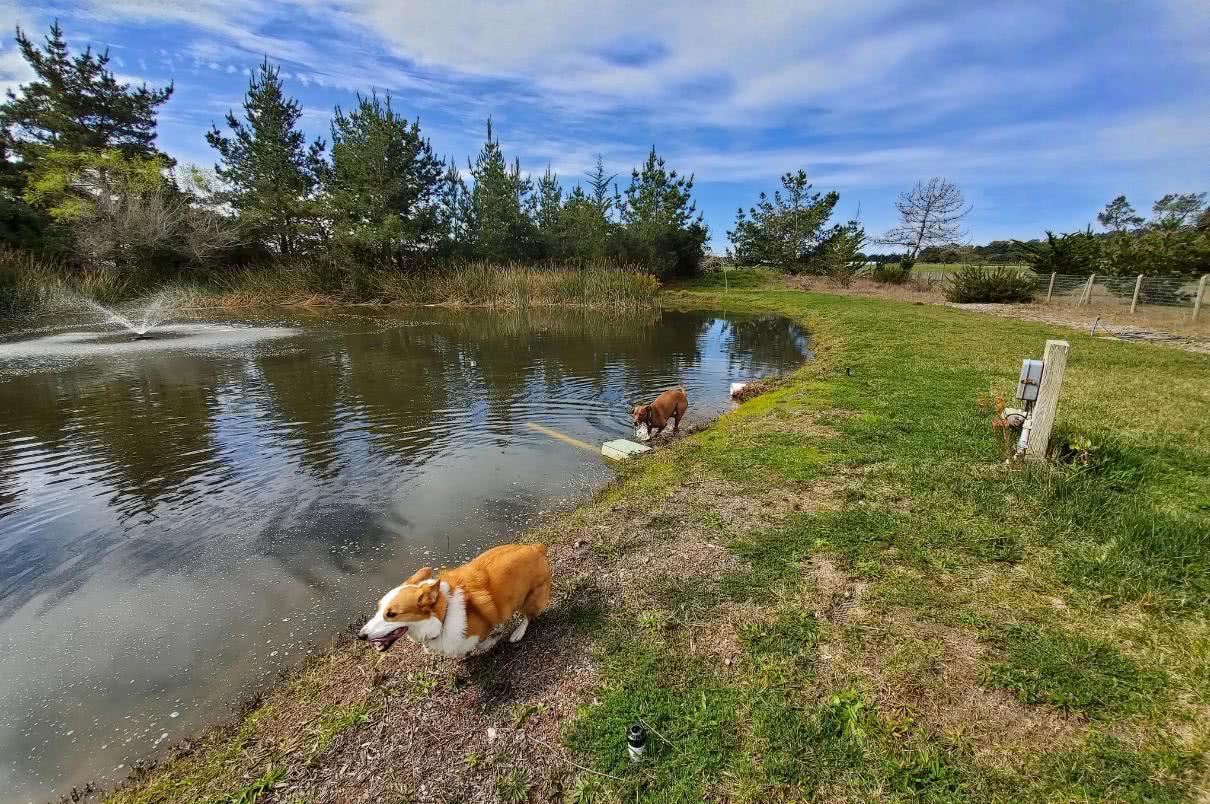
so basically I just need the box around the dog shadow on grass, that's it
[455,577,605,707]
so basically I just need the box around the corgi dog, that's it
[358,543,552,659]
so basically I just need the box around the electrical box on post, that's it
[1016,359,1043,402]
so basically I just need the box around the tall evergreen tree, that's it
[585,154,616,216]
[558,185,611,261]
[728,170,840,273]
[466,117,534,261]
[435,157,472,257]
[0,136,45,248]
[614,147,707,277]
[206,59,324,256]
[534,164,562,257]
[1,22,173,165]
[325,92,444,263]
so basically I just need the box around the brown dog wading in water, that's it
[633,386,688,437]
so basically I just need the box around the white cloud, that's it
[0,43,35,98]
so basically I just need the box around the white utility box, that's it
[1016,359,1044,402]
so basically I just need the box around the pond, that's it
[0,306,809,802]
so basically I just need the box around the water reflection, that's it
[0,306,808,803]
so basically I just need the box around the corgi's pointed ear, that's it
[406,567,433,584]
[418,586,439,610]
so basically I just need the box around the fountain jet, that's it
[69,290,176,338]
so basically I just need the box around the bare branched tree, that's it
[73,190,240,270]
[879,177,971,258]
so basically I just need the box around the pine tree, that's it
[206,59,324,256]
[466,117,534,261]
[1,22,174,165]
[534,164,562,257]
[325,92,444,263]
[585,154,616,217]
[614,147,707,277]
[1096,195,1143,233]
[728,170,840,273]
[558,185,611,261]
[435,157,472,257]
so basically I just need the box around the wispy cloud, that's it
[4,0,1208,245]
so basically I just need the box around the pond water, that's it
[0,306,809,802]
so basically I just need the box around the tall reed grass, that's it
[0,248,135,317]
[1,251,661,316]
[203,259,660,310]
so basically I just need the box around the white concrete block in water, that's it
[602,439,651,460]
[730,382,748,398]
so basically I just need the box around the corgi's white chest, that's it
[409,583,492,658]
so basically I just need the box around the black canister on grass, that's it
[626,724,647,762]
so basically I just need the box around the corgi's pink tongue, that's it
[369,626,407,647]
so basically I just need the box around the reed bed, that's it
[377,261,659,309]
[0,252,662,316]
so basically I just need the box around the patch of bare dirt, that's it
[884,615,1081,767]
[807,556,868,624]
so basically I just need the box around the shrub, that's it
[818,222,866,288]
[870,257,913,284]
[944,265,1036,303]
[1015,229,1100,275]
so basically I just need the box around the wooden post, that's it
[1129,274,1143,315]
[1078,274,1095,306]
[1193,275,1208,322]
[1026,339,1069,462]
[1046,272,1056,302]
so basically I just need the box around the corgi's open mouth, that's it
[368,626,407,651]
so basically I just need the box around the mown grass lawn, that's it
[565,282,1209,802]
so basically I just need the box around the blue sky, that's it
[3,0,1208,250]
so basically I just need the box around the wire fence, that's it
[915,270,1209,329]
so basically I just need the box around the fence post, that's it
[1046,272,1056,302]
[1079,274,1096,306]
[1130,274,1143,315]
[1027,339,1069,462]
[1194,275,1208,322]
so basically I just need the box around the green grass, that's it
[1040,732,1200,803]
[565,284,1209,801]
[565,629,744,802]
[309,703,373,752]
[494,766,532,803]
[215,764,285,804]
[979,623,1167,717]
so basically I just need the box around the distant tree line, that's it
[1,24,707,280]
[883,194,1210,280]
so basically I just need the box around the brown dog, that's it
[633,386,688,437]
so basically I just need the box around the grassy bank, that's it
[102,286,1208,803]
[0,253,660,317]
